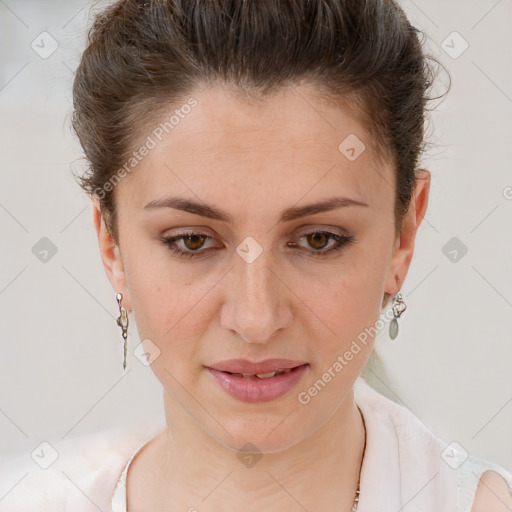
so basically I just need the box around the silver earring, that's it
[389,292,406,340]
[116,293,129,370]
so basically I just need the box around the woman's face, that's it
[94,84,428,452]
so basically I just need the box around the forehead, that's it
[118,84,395,216]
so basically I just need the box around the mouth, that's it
[205,363,309,403]
[222,367,297,379]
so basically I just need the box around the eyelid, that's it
[163,230,220,248]
[161,225,355,261]
[162,225,349,245]
[294,225,350,237]
[162,226,216,237]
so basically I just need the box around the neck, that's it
[141,388,365,511]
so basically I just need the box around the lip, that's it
[205,363,309,403]
[206,358,308,374]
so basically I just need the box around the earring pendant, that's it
[389,292,406,340]
[116,293,129,370]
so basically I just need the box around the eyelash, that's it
[160,230,355,259]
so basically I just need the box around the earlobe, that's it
[90,196,132,310]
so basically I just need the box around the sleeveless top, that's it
[111,378,512,512]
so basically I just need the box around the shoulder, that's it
[354,377,512,511]
[470,468,512,511]
[0,425,160,511]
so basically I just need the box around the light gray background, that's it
[1,0,511,478]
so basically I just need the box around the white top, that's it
[1,377,511,511]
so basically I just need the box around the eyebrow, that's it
[143,195,369,223]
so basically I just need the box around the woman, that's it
[2,0,511,511]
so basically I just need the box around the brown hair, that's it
[71,0,447,282]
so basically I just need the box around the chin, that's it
[207,411,315,454]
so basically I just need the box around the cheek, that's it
[301,277,380,356]
[291,281,379,411]
[129,281,206,392]
[296,251,388,372]
[131,278,206,342]
[126,252,220,374]
[124,240,201,327]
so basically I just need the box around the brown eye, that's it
[290,230,356,258]
[161,231,218,258]
[182,233,207,251]
[162,229,354,261]
[306,232,330,250]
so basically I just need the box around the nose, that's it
[221,246,292,344]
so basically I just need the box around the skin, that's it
[92,83,431,511]
[471,471,512,511]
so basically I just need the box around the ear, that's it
[384,169,431,296]
[90,195,133,311]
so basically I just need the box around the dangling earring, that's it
[389,292,407,340]
[116,292,129,370]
